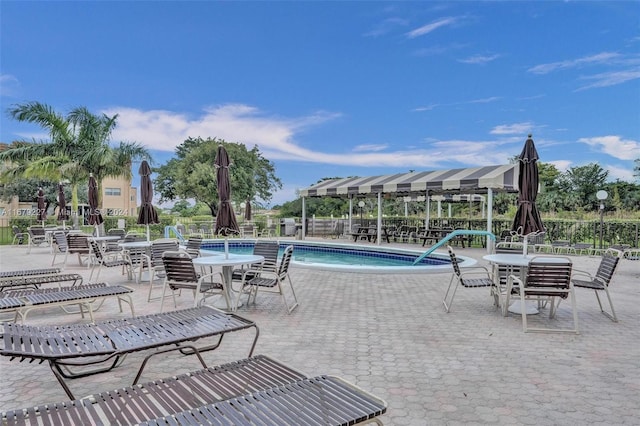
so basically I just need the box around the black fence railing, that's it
[3,217,639,250]
[323,217,639,249]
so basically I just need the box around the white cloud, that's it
[458,54,500,65]
[353,144,388,152]
[406,17,458,38]
[606,164,635,182]
[103,104,525,169]
[547,160,572,173]
[0,74,20,97]
[576,69,640,91]
[490,122,534,135]
[468,96,501,104]
[363,17,408,37]
[527,52,621,74]
[578,135,640,160]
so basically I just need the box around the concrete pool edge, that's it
[201,238,478,275]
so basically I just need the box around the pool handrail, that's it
[164,225,186,242]
[412,229,496,265]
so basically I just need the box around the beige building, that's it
[0,176,138,226]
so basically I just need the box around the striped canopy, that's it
[299,164,518,198]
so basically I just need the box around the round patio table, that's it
[483,254,569,314]
[193,253,264,310]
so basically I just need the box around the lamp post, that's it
[596,190,608,250]
[358,201,365,223]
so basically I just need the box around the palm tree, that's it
[1,101,150,225]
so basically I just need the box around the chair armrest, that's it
[102,251,127,262]
[571,269,594,280]
[459,265,493,279]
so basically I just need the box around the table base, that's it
[508,300,539,315]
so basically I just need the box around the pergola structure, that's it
[298,164,519,248]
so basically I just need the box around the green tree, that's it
[0,102,150,216]
[154,137,282,216]
[555,163,608,211]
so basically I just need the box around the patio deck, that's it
[1,239,639,425]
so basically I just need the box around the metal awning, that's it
[299,164,518,198]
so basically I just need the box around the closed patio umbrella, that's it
[214,145,239,258]
[137,160,159,241]
[37,187,47,226]
[88,174,103,235]
[57,183,69,228]
[245,198,252,221]
[511,135,545,239]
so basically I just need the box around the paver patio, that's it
[1,239,638,425]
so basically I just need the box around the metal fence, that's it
[2,216,638,249]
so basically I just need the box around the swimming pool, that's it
[200,239,476,274]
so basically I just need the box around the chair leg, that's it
[519,284,529,333]
[278,276,299,313]
[442,274,460,313]
[595,288,618,322]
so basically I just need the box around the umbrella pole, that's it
[147,225,151,242]
[224,237,229,259]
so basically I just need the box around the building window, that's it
[105,188,121,196]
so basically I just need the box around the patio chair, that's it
[188,223,202,237]
[123,245,152,286]
[235,245,298,313]
[65,233,92,266]
[571,251,621,322]
[504,256,578,333]
[442,245,495,312]
[529,232,553,253]
[146,238,180,301]
[51,230,71,268]
[122,231,146,242]
[231,240,280,284]
[26,226,48,253]
[105,228,126,252]
[200,223,212,238]
[88,239,132,282]
[185,236,203,258]
[11,225,28,245]
[160,251,228,311]
[176,223,188,237]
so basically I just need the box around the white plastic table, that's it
[193,253,264,310]
[482,254,568,314]
[118,241,152,249]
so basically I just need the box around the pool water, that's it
[201,241,451,269]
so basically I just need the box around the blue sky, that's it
[1,1,639,207]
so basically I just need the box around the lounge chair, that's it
[0,306,259,400]
[0,355,387,426]
[0,268,82,292]
[0,282,134,323]
[442,245,495,312]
